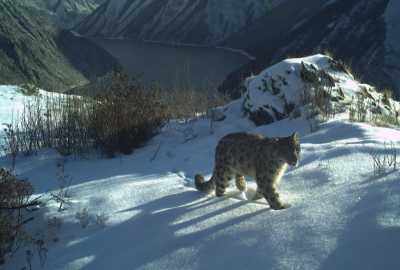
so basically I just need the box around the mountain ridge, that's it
[75,0,286,45]
[0,0,120,91]
[220,0,396,98]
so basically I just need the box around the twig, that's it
[0,200,40,210]
[150,142,161,162]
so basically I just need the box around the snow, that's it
[243,54,399,121]
[0,85,69,141]
[385,0,400,93]
[243,55,344,114]
[1,81,400,270]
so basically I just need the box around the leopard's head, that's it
[279,132,301,166]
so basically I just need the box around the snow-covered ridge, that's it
[242,54,400,125]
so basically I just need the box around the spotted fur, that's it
[195,132,300,210]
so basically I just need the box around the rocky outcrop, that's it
[241,54,399,126]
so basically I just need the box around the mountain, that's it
[220,0,399,98]
[0,0,120,91]
[75,0,286,44]
[23,0,106,29]
[74,0,399,100]
[384,0,400,98]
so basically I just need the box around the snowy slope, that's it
[0,86,54,133]
[75,0,286,44]
[2,53,400,270]
[0,85,73,144]
[2,99,400,270]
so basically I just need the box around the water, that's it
[91,38,250,91]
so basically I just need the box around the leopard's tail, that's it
[195,174,215,193]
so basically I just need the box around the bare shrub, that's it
[152,81,228,141]
[370,142,398,176]
[75,208,90,228]
[95,213,109,228]
[163,85,227,122]
[301,81,337,127]
[1,124,19,171]
[0,169,36,264]
[349,94,370,123]
[349,90,400,128]
[1,93,92,158]
[1,72,172,158]
[50,159,73,212]
[1,71,228,158]
[89,73,169,157]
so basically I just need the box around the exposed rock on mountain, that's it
[0,0,120,91]
[75,0,285,44]
[24,0,106,29]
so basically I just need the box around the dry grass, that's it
[1,72,227,159]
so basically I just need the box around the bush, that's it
[349,90,399,128]
[370,142,398,176]
[90,73,169,156]
[0,168,34,264]
[1,71,228,158]
[163,86,227,121]
[1,72,171,158]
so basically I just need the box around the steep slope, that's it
[220,0,396,98]
[384,0,400,95]
[75,0,286,45]
[24,0,106,29]
[0,0,120,91]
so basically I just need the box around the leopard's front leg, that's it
[256,174,289,210]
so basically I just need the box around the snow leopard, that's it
[195,132,300,210]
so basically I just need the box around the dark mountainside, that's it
[0,0,119,91]
[25,0,106,29]
[74,0,285,45]
[220,0,393,98]
[74,0,397,99]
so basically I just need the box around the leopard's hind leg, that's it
[235,174,247,192]
[215,166,233,197]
